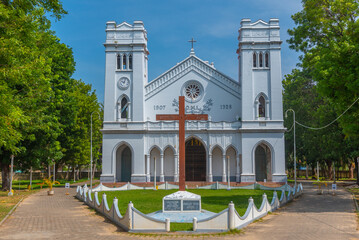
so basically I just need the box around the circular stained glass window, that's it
[182,81,203,102]
[185,83,201,99]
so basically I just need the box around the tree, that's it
[58,80,102,180]
[0,1,103,190]
[283,67,353,179]
[0,0,66,190]
[288,0,359,137]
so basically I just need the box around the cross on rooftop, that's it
[188,37,197,49]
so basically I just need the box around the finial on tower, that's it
[188,37,196,56]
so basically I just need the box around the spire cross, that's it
[188,37,197,49]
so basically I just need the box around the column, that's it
[236,155,240,182]
[116,102,121,121]
[146,154,150,182]
[222,154,227,182]
[208,154,213,182]
[174,154,179,182]
[160,154,164,182]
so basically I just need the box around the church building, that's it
[100,19,287,183]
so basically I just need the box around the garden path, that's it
[238,183,359,240]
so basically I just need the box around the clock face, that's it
[118,77,130,90]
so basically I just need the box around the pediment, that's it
[145,55,240,100]
[116,22,133,30]
[250,20,269,28]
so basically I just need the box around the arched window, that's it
[117,54,121,69]
[258,96,265,117]
[129,54,133,70]
[122,54,127,70]
[253,52,257,68]
[259,52,263,68]
[121,97,128,119]
[265,52,269,68]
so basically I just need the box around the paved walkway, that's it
[238,183,359,240]
[0,183,358,239]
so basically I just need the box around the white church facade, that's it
[100,19,287,183]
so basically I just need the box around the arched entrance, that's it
[185,138,206,181]
[255,144,271,182]
[116,145,132,182]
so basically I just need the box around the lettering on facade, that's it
[153,105,166,110]
[172,98,213,114]
[220,104,232,110]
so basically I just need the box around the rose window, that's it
[185,83,201,100]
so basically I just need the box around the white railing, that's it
[76,182,303,232]
[102,121,242,131]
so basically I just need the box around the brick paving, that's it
[0,182,358,239]
[238,183,359,240]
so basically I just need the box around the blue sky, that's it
[51,0,303,103]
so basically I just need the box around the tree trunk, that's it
[92,163,96,179]
[327,161,333,180]
[349,162,354,179]
[66,165,70,180]
[311,163,316,179]
[76,168,80,180]
[305,164,309,180]
[72,166,75,182]
[1,161,10,191]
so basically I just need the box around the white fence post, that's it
[193,217,198,232]
[128,201,133,230]
[248,197,254,219]
[165,218,170,232]
[228,201,235,230]
[262,193,267,212]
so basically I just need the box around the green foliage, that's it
[0,1,102,190]
[282,67,359,174]
[288,0,359,137]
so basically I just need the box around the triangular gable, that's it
[116,22,133,30]
[145,55,240,100]
[250,19,269,28]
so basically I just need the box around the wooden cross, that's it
[156,96,208,191]
[188,37,197,49]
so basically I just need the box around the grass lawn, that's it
[93,189,278,216]
[0,178,97,191]
[0,190,38,223]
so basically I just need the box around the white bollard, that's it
[128,201,134,230]
[165,218,170,232]
[248,197,254,219]
[193,217,198,232]
[262,193,267,212]
[228,201,235,230]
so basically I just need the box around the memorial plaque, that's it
[183,200,200,211]
[164,200,181,211]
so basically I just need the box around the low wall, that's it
[76,182,303,232]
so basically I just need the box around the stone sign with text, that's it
[162,191,201,212]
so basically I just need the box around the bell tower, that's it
[103,21,149,122]
[238,18,283,127]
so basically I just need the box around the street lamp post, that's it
[285,109,296,187]
[91,111,100,190]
